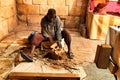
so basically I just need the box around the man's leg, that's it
[61,29,73,59]
[28,33,44,58]
[28,44,36,58]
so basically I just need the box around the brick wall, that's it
[16,0,88,28]
[0,0,17,40]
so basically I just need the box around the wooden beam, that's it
[8,72,80,80]
[8,62,81,80]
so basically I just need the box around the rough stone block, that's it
[54,5,68,16]
[2,20,9,35]
[0,20,9,40]
[0,8,4,22]
[40,5,53,15]
[23,0,32,4]
[81,7,86,15]
[15,0,87,31]
[66,0,77,6]
[65,16,80,28]
[0,0,14,6]
[27,15,44,26]
[81,0,88,7]
[1,7,14,18]
[1,5,16,19]
[76,0,82,7]
[11,4,17,13]
[68,6,81,16]
[10,0,16,5]
[0,18,3,22]
[33,0,47,5]
[59,15,67,27]
[18,14,27,22]
[18,4,40,15]
[16,0,23,4]
[48,0,65,5]
[0,23,5,40]
[8,16,18,32]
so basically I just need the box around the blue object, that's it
[28,31,36,42]
[31,31,36,35]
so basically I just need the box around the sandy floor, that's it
[0,23,116,80]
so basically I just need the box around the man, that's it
[26,8,73,60]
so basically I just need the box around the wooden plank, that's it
[9,72,80,80]
[8,62,81,80]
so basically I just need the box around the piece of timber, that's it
[8,62,80,80]
[96,44,112,69]
[9,72,80,80]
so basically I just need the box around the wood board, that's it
[8,62,86,80]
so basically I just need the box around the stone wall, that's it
[16,0,88,28]
[94,0,106,7]
[0,0,17,40]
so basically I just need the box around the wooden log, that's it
[96,44,112,69]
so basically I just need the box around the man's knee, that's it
[62,29,70,36]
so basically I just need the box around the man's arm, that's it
[55,16,62,41]
[41,19,49,38]
[55,16,63,48]
[41,18,54,43]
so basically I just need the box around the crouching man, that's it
[25,8,73,61]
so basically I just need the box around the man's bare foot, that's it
[67,52,74,59]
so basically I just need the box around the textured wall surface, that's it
[0,0,17,40]
[16,0,88,28]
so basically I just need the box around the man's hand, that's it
[57,41,62,48]
[48,35,54,43]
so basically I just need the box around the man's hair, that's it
[47,8,56,15]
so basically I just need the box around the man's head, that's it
[47,8,56,22]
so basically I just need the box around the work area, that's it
[0,0,120,80]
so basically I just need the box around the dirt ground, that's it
[0,23,116,80]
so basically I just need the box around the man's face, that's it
[47,14,56,22]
